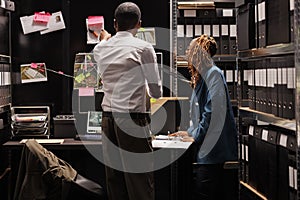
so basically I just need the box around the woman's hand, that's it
[181,136,194,142]
[170,131,194,142]
[169,131,189,137]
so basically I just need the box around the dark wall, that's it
[11,0,170,116]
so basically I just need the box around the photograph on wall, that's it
[40,11,66,34]
[73,53,100,88]
[20,63,48,83]
[135,27,156,45]
[86,16,104,44]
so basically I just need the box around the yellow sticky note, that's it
[150,98,157,103]
[75,73,85,83]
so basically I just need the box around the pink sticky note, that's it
[58,71,64,74]
[33,12,51,23]
[79,87,94,97]
[88,16,104,26]
[31,63,38,69]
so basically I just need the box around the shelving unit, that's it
[236,0,298,199]
[175,0,238,102]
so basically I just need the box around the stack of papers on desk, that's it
[20,139,64,144]
[152,135,192,149]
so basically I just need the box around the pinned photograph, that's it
[136,27,156,46]
[40,11,66,34]
[86,16,104,44]
[20,63,48,83]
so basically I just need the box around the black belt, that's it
[102,112,150,119]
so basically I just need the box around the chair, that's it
[13,139,104,200]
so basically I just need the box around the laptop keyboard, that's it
[75,134,102,141]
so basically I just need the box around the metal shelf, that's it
[213,54,236,62]
[239,107,296,131]
[238,43,294,60]
[0,54,10,63]
[176,54,236,67]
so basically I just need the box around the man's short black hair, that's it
[114,2,141,31]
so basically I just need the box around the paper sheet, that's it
[152,140,192,149]
[20,15,49,34]
[40,11,66,34]
[20,139,64,144]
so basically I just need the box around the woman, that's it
[173,35,238,200]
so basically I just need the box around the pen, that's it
[88,29,99,38]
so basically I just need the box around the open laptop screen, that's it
[86,111,102,134]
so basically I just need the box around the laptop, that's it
[76,111,102,141]
[87,111,102,134]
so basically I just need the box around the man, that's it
[93,2,161,200]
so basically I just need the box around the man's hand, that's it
[100,29,111,41]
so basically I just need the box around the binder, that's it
[177,24,185,56]
[289,0,294,42]
[212,24,221,54]
[255,63,263,112]
[248,125,262,189]
[237,3,256,50]
[261,62,267,113]
[240,135,249,183]
[266,65,273,114]
[248,63,256,110]
[226,67,234,100]
[229,24,237,55]
[257,0,266,48]
[287,134,297,200]
[242,69,249,101]
[221,24,229,54]
[277,132,290,200]
[197,9,216,18]
[283,68,295,119]
[177,37,185,56]
[194,24,202,37]
[236,0,255,7]
[257,128,278,200]
[267,0,289,45]
[276,65,282,118]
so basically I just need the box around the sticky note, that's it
[79,87,94,96]
[31,63,38,69]
[88,16,104,25]
[33,12,51,23]
[75,73,85,83]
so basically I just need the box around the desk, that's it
[3,139,193,200]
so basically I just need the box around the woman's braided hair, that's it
[186,34,217,88]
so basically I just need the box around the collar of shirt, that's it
[115,31,134,38]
